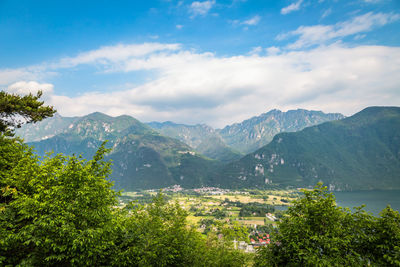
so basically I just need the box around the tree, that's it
[254,183,400,266]
[0,143,119,266]
[0,90,56,199]
[373,206,400,266]
[1,89,56,212]
[0,91,252,266]
[0,90,55,135]
[0,143,251,266]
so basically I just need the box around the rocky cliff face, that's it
[147,121,242,163]
[218,109,345,154]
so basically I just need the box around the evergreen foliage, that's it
[0,90,55,135]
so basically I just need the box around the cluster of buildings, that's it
[250,234,271,245]
[234,234,271,253]
[162,184,183,192]
[192,187,230,195]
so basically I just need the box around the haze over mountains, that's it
[16,107,400,191]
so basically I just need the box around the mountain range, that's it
[146,109,344,159]
[15,107,400,191]
[216,107,400,191]
[18,112,218,191]
[218,109,344,154]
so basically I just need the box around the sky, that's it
[1,0,400,127]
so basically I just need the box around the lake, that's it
[274,190,400,216]
[334,190,400,216]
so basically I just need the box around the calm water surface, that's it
[334,190,400,215]
[275,190,400,216]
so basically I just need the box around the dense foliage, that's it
[254,183,400,266]
[0,142,118,266]
[0,91,250,266]
[3,92,399,266]
[239,203,275,217]
[0,138,251,266]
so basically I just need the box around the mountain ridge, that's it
[215,106,400,190]
[16,107,399,191]
[22,112,220,190]
[217,108,345,154]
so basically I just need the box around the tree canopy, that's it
[0,90,55,135]
[255,183,400,266]
[0,140,252,266]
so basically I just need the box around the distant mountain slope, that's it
[216,107,400,190]
[147,121,242,163]
[147,121,216,148]
[218,109,345,154]
[26,113,220,190]
[15,113,79,142]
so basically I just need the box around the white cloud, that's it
[176,24,183,29]
[266,46,281,55]
[249,46,263,55]
[241,15,261,26]
[189,0,216,18]
[0,69,40,87]
[6,81,54,97]
[55,43,181,69]
[354,34,366,40]
[279,12,400,49]
[281,0,303,15]
[321,8,332,19]
[11,43,396,128]
[2,40,400,128]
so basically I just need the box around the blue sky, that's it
[1,0,400,127]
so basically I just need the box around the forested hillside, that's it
[23,112,220,190]
[217,107,400,190]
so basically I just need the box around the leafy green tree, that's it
[0,90,55,135]
[203,232,253,267]
[220,221,249,242]
[1,89,56,200]
[0,143,118,266]
[0,91,252,266]
[0,141,251,266]
[372,206,400,266]
[112,194,208,266]
[256,183,366,266]
[254,183,400,266]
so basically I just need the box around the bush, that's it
[254,183,400,266]
[0,138,252,266]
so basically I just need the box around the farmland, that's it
[119,187,301,238]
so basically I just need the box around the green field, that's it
[119,188,299,234]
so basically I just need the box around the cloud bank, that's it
[3,43,399,128]
[1,12,399,128]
